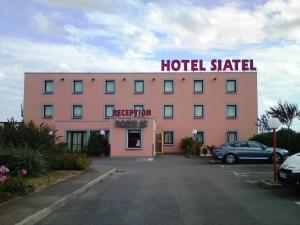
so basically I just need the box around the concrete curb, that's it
[15,167,116,225]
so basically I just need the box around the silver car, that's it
[213,141,289,164]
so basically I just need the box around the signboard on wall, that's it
[115,119,147,128]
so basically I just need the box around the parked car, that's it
[278,153,300,185]
[212,141,289,164]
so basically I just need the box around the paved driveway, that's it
[37,155,300,225]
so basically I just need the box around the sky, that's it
[0,0,300,130]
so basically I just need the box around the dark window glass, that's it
[164,80,173,93]
[164,105,173,118]
[105,105,114,118]
[194,80,203,93]
[127,129,142,149]
[194,105,204,118]
[73,105,83,118]
[164,131,174,145]
[44,80,54,93]
[227,105,237,118]
[43,105,53,118]
[66,131,87,152]
[226,80,237,93]
[73,80,83,93]
[227,132,238,142]
[105,80,115,93]
[134,80,144,93]
[196,131,204,144]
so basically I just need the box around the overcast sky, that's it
[0,0,300,130]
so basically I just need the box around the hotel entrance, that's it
[156,132,164,153]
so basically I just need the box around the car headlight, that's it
[292,166,300,173]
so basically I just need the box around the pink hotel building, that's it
[23,72,257,157]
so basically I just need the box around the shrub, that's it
[1,119,57,152]
[87,132,102,155]
[0,176,34,202]
[50,153,91,170]
[0,147,49,177]
[181,137,202,156]
[250,128,300,155]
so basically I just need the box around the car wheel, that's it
[225,154,236,164]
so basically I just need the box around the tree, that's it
[267,101,299,130]
[256,114,270,133]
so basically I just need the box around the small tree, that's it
[267,101,299,130]
[256,114,271,133]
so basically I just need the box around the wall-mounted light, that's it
[60,78,64,81]
[152,78,155,81]
[91,78,95,81]
[182,78,185,81]
[213,77,217,81]
[122,78,126,81]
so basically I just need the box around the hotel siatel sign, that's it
[113,109,151,128]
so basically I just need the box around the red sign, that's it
[161,59,256,72]
[113,109,151,117]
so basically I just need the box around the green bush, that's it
[250,128,300,155]
[0,119,57,152]
[50,153,91,170]
[0,147,49,177]
[87,133,102,155]
[0,176,34,202]
[181,137,202,156]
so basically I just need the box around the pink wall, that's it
[24,72,257,155]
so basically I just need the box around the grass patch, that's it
[28,170,81,191]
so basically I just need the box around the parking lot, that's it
[38,155,300,225]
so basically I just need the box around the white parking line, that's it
[246,180,258,184]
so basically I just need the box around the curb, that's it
[15,167,116,225]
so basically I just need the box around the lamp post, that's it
[192,129,197,157]
[267,118,281,182]
[100,130,106,156]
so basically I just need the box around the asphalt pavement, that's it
[36,155,300,225]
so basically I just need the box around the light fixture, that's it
[60,78,64,81]
[267,118,280,129]
[182,78,185,81]
[91,78,95,81]
[152,78,155,81]
[100,130,106,136]
[213,77,217,81]
[122,78,126,81]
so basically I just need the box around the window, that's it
[105,105,114,118]
[227,105,237,118]
[164,131,174,145]
[248,141,262,148]
[164,105,174,118]
[194,105,204,118]
[164,80,174,93]
[226,80,237,93]
[127,129,142,149]
[196,131,204,144]
[134,105,144,117]
[44,80,54,93]
[194,80,203,93]
[66,131,87,152]
[73,80,83,93]
[227,131,238,142]
[105,80,115,93]
[134,80,144,93]
[72,105,83,119]
[43,105,53,118]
